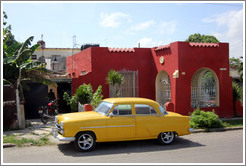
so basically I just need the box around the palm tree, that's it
[3,34,56,128]
[106,70,124,97]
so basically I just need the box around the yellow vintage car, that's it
[52,97,193,152]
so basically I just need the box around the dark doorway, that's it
[23,83,48,119]
[57,82,71,113]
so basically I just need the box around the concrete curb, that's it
[3,143,17,148]
[192,126,243,133]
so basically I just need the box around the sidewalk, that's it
[3,118,244,148]
[3,119,60,148]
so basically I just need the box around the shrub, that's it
[63,84,103,112]
[70,95,78,112]
[91,85,103,109]
[63,92,78,112]
[190,108,225,131]
[76,83,93,104]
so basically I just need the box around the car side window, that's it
[112,105,132,116]
[135,104,157,115]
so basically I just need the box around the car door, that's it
[134,104,163,139]
[106,104,135,141]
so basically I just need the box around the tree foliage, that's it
[3,11,16,47]
[3,11,56,98]
[63,84,103,111]
[230,57,243,81]
[232,81,243,103]
[91,85,103,109]
[75,83,93,105]
[201,71,215,89]
[186,33,220,43]
[106,70,124,97]
[106,70,124,86]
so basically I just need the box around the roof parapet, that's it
[154,44,170,51]
[189,42,219,47]
[108,47,135,52]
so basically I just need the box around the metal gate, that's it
[109,70,138,97]
[191,86,216,108]
[191,69,217,108]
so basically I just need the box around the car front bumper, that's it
[52,127,75,142]
[189,128,194,132]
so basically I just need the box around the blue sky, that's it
[2,1,244,58]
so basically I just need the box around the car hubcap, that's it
[161,132,174,144]
[78,134,93,150]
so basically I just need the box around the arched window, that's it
[156,71,171,107]
[191,68,219,108]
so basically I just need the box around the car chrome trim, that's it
[52,128,74,141]
[57,134,75,142]
[80,125,135,129]
[189,128,194,132]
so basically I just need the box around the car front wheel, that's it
[158,132,175,145]
[74,132,96,152]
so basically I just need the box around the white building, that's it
[32,40,81,74]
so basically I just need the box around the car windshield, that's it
[95,101,113,115]
[159,105,168,115]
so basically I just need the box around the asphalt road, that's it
[2,129,244,164]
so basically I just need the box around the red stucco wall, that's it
[69,47,157,100]
[67,41,234,117]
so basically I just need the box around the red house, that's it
[67,41,234,117]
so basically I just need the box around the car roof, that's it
[103,97,159,106]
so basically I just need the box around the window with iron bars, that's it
[191,69,217,108]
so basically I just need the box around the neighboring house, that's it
[230,67,243,87]
[67,41,235,118]
[24,41,81,119]
[33,40,80,75]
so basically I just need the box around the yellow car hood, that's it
[57,111,103,123]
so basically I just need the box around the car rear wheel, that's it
[158,132,175,145]
[74,132,96,152]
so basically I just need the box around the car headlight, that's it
[60,121,64,127]
[55,116,58,123]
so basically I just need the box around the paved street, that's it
[3,129,244,164]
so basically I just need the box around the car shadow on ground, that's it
[57,137,204,157]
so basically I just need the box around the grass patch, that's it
[3,134,53,147]
[223,119,243,127]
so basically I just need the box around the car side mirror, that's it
[109,112,114,117]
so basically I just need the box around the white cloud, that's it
[137,37,164,47]
[158,21,177,34]
[203,9,243,58]
[99,12,131,28]
[129,20,156,31]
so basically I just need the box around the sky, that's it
[2,1,245,58]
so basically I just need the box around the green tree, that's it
[3,11,16,47]
[232,81,243,116]
[230,57,243,82]
[201,71,215,89]
[3,11,56,128]
[186,33,220,43]
[106,70,124,97]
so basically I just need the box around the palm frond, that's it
[18,36,34,54]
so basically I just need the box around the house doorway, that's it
[156,70,171,107]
